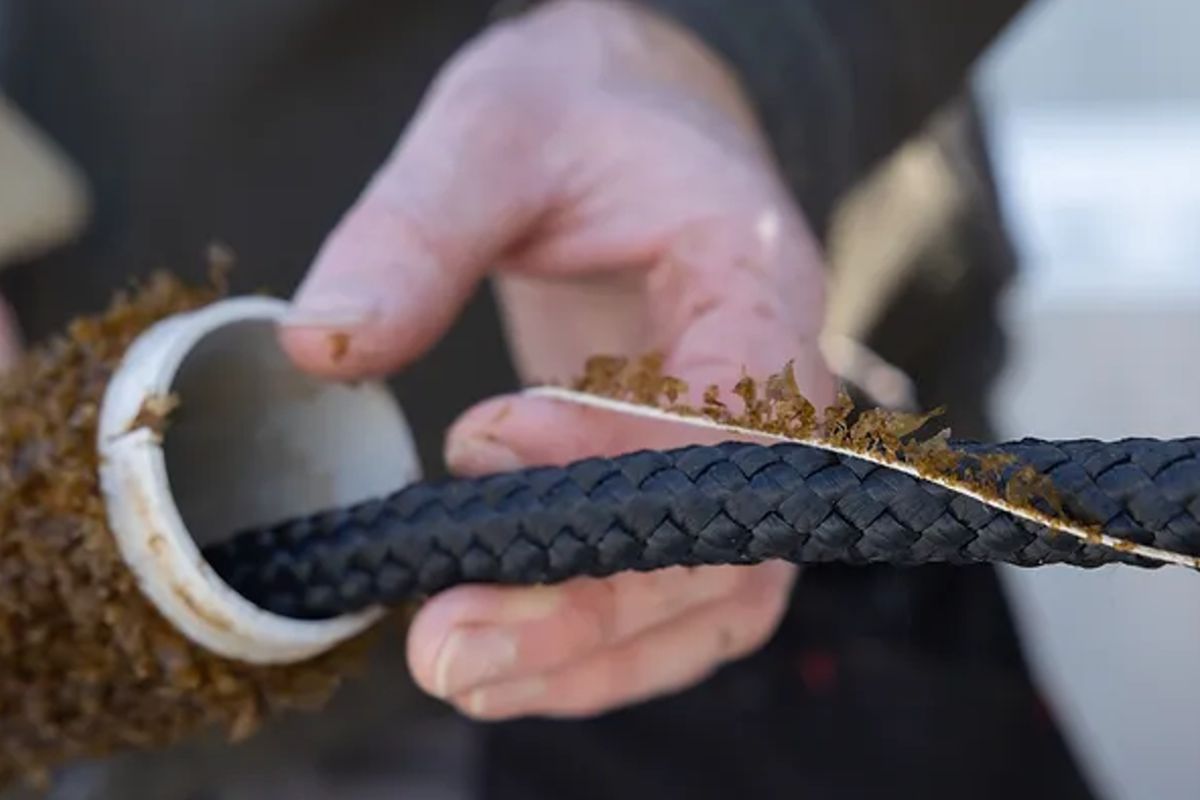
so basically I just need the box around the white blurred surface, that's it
[977,0,1200,107]
[985,110,1200,307]
[975,2,1200,798]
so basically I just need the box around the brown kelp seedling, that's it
[0,274,374,788]
[525,353,1196,569]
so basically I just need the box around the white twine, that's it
[525,386,1200,571]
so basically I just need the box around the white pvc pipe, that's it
[97,297,421,665]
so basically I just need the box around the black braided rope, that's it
[201,438,1200,620]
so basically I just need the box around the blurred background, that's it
[975,1,1200,798]
[2,1,1200,798]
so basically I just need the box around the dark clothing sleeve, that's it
[636,0,1032,229]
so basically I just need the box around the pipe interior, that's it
[162,320,417,549]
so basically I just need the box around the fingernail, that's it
[433,627,519,697]
[466,675,547,717]
[279,302,375,329]
[445,434,525,474]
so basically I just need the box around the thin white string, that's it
[524,386,1200,570]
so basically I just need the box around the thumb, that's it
[280,84,553,379]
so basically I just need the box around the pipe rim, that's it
[97,297,417,665]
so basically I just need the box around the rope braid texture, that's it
[204,435,1200,620]
[200,358,1200,621]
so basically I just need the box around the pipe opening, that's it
[98,297,419,663]
[163,319,416,549]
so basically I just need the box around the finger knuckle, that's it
[554,667,623,719]
[716,581,792,661]
[566,577,621,649]
[647,568,729,623]
[748,577,792,625]
[712,623,741,660]
[451,695,493,721]
[560,693,616,720]
[717,615,776,664]
[430,42,563,150]
[667,566,743,608]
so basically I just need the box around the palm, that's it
[492,93,831,409]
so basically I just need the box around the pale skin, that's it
[280,0,837,720]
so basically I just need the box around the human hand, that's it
[280,0,836,720]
